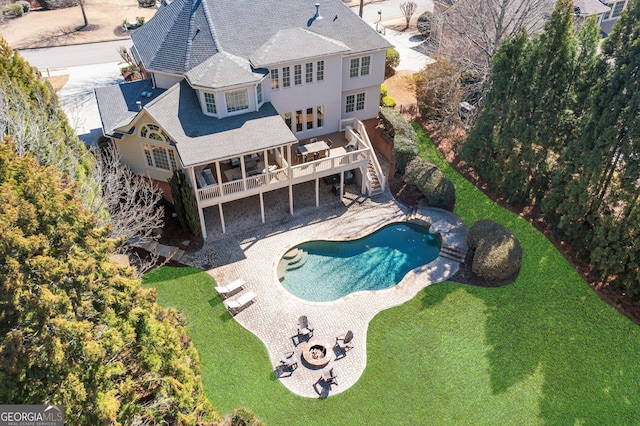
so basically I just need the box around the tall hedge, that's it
[467,219,522,280]
[379,107,419,173]
[169,170,202,236]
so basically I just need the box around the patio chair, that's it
[320,366,338,386]
[279,351,298,371]
[309,137,318,144]
[224,291,257,315]
[297,316,314,339]
[326,139,332,148]
[214,278,245,299]
[335,330,354,352]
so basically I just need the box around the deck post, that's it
[361,165,367,194]
[287,145,294,215]
[198,207,207,239]
[260,192,265,223]
[315,177,319,207]
[218,203,226,233]
[289,185,294,215]
[215,162,223,193]
[339,170,344,199]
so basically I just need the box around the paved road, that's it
[18,39,132,69]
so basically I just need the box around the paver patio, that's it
[182,184,468,398]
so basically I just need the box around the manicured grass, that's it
[143,127,640,424]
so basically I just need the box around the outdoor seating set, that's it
[215,278,257,315]
[296,138,332,163]
[277,316,354,389]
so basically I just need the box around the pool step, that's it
[277,249,309,280]
[286,251,308,271]
[440,245,467,263]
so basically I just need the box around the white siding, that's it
[267,55,343,136]
[153,72,183,89]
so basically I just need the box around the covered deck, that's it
[190,120,387,238]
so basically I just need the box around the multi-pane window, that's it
[612,1,625,17]
[349,58,359,78]
[141,124,170,143]
[350,56,371,78]
[143,144,177,171]
[356,93,366,110]
[294,65,302,85]
[346,94,355,113]
[271,69,279,89]
[317,60,324,81]
[306,108,313,130]
[360,56,370,76]
[225,89,249,113]
[204,92,217,114]
[256,82,263,104]
[316,105,324,127]
[296,110,303,132]
[305,63,313,83]
[282,66,291,87]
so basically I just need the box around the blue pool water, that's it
[279,223,441,302]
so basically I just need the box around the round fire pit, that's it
[301,339,333,367]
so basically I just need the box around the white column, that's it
[198,207,207,239]
[361,166,367,195]
[289,185,294,215]
[215,162,223,192]
[315,177,319,207]
[287,145,294,215]
[240,157,247,191]
[218,203,226,234]
[260,193,265,223]
[187,166,199,201]
[339,170,344,200]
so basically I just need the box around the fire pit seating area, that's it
[301,339,333,368]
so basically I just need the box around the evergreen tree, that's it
[0,141,220,424]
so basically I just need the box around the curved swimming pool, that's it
[278,222,441,302]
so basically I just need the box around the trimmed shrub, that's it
[228,408,264,426]
[467,219,523,280]
[379,107,419,173]
[417,11,433,38]
[380,84,388,100]
[385,48,400,73]
[138,0,156,7]
[38,0,77,10]
[381,96,397,108]
[17,1,30,13]
[404,157,455,210]
[2,3,24,18]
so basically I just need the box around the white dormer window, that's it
[204,92,217,114]
[225,89,249,113]
[271,69,279,89]
[294,65,302,85]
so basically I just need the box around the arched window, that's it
[140,124,178,171]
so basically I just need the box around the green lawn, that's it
[143,127,640,425]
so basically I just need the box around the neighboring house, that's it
[95,0,392,238]
[596,0,630,35]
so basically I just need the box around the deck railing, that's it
[198,147,370,203]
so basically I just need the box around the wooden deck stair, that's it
[367,161,383,195]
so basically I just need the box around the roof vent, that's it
[314,3,323,20]
[136,100,142,111]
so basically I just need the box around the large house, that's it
[95,0,392,238]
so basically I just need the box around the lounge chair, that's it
[279,351,298,371]
[320,366,338,386]
[224,291,257,315]
[215,278,245,299]
[297,316,314,339]
[335,330,354,352]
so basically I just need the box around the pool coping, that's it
[273,219,453,306]
[191,198,469,398]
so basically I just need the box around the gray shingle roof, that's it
[94,79,166,136]
[185,51,267,89]
[132,0,391,75]
[249,28,351,67]
[144,81,297,167]
[131,0,219,75]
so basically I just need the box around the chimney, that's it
[136,100,142,111]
